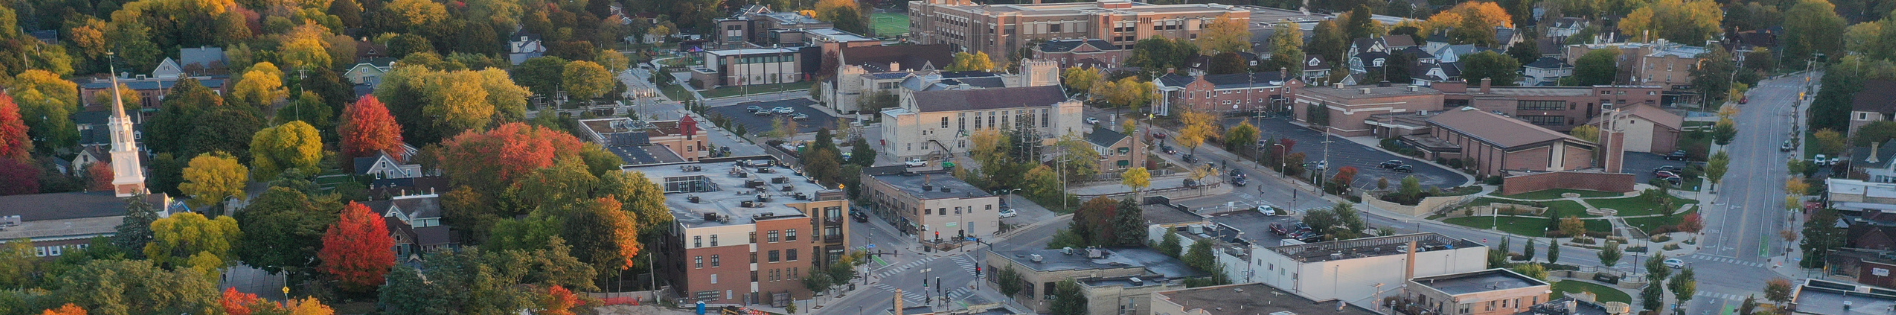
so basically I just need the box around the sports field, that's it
[871,13,908,37]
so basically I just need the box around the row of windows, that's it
[1516,100,1566,111]
[732,54,793,64]
[921,204,995,215]
[33,243,88,257]
[1518,115,1568,126]
[692,229,797,248]
[694,249,801,270]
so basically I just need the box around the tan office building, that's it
[907,0,1248,58]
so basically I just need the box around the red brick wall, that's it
[1859,260,1896,288]
[1501,171,1637,195]
[1505,146,1554,173]
[1561,142,1596,170]
[678,244,755,303]
[754,217,815,304]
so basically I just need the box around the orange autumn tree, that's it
[42,304,85,315]
[1426,2,1513,30]
[0,92,29,162]
[318,202,396,292]
[540,285,581,315]
[562,196,642,271]
[221,287,267,315]
[435,122,586,194]
[338,95,405,171]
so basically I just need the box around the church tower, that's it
[107,64,147,197]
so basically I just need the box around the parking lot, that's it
[1240,117,1472,188]
[1623,152,1691,188]
[706,98,840,136]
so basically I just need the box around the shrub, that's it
[1663,244,1681,250]
[1571,237,1598,245]
[1484,176,1504,185]
[1627,246,1649,253]
[1447,159,1464,169]
[1545,263,1581,271]
[1651,234,1672,242]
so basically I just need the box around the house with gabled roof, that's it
[1032,39,1129,68]
[363,193,455,259]
[1086,126,1145,172]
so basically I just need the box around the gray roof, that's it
[359,195,443,220]
[0,192,164,222]
[1793,279,1896,315]
[1086,128,1128,148]
[911,86,1067,112]
[1852,80,1896,114]
[79,77,227,91]
[1526,57,1569,69]
[179,46,226,68]
[991,247,1206,279]
[1413,269,1548,295]
[1852,139,1896,170]
[1155,283,1380,315]
[869,173,991,200]
[1037,39,1118,52]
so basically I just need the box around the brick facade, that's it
[1499,171,1637,195]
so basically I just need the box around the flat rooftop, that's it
[1204,210,1293,246]
[1269,232,1483,263]
[1155,283,1379,315]
[991,247,1206,279]
[869,173,992,200]
[1080,275,1174,289]
[1794,279,1896,315]
[1412,269,1549,295]
[1298,84,1442,100]
[960,2,1248,16]
[628,161,841,229]
[1141,205,1204,226]
[1482,86,1596,97]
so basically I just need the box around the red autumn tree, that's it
[541,285,580,315]
[1332,166,1359,186]
[1678,213,1705,233]
[220,287,267,315]
[319,202,396,292]
[86,162,113,192]
[0,158,40,196]
[436,122,586,193]
[42,304,86,315]
[0,92,30,162]
[338,95,405,170]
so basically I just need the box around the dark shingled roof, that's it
[911,86,1067,112]
[1157,73,1196,87]
[842,44,956,72]
[0,192,167,221]
[1852,80,1896,114]
[1526,57,1569,69]
[1086,128,1128,148]
[1037,39,1117,52]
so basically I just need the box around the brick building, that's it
[1154,72,1302,116]
[907,0,1248,59]
[1031,39,1131,68]
[1564,41,1707,105]
[1432,80,1663,132]
[691,48,804,89]
[1398,269,1550,315]
[713,5,834,49]
[1085,127,1145,173]
[643,161,850,306]
[1424,108,1597,176]
[861,172,1002,242]
[1591,103,1682,154]
[1292,84,1445,137]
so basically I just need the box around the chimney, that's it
[1360,88,1371,95]
[1873,142,1883,164]
[1479,78,1492,94]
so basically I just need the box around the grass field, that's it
[1587,195,1698,217]
[871,13,909,37]
[1551,281,1632,304]
[1499,189,1624,200]
[1444,216,1552,236]
[1624,209,1698,232]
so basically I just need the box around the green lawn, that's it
[1552,280,1632,304]
[701,82,813,98]
[1443,216,1552,237]
[1586,195,1698,217]
[871,13,909,38]
[660,84,696,102]
[1499,189,1624,200]
[1623,209,1698,232]
[1542,200,1595,218]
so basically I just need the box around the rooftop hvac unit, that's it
[1189,225,1203,234]
[688,196,701,203]
[741,201,756,208]
[772,177,789,184]
[940,187,951,193]
[702,213,719,221]
[782,185,795,192]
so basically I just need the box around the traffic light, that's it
[975,266,982,276]
[922,278,927,287]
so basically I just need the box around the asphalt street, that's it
[1680,73,1819,314]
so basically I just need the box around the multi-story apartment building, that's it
[1432,80,1662,132]
[879,85,1084,160]
[861,172,1002,242]
[1564,40,1708,105]
[642,161,849,306]
[907,0,1248,59]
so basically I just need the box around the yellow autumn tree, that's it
[947,51,996,71]
[1617,0,1722,44]
[279,23,333,70]
[1427,2,1513,31]
[180,151,250,208]
[231,62,289,110]
[250,121,324,180]
[145,212,243,269]
[1198,14,1252,54]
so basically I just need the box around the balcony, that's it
[822,235,844,244]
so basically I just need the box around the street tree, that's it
[1062,67,1103,97]
[1574,48,1620,86]
[1640,280,1665,312]
[1669,267,1698,310]
[1707,151,1730,191]
[1177,111,1219,154]
[1645,253,1673,281]
[1460,51,1521,86]
[1225,121,1259,152]
[320,202,397,292]
[179,152,249,208]
[1523,239,1538,261]
[1765,278,1794,306]
[1692,46,1737,104]
[1122,167,1151,195]
[1547,241,1561,264]
[1713,118,1737,145]
[562,60,613,102]
[1599,240,1622,268]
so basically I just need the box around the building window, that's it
[694,236,702,248]
[750,232,757,243]
[695,256,704,268]
[787,230,797,241]
[711,273,718,284]
[712,255,721,267]
[768,231,780,242]
[826,226,841,238]
[769,250,781,262]
[788,249,799,261]
[1520,115,1566,126]
[710,235,718,247]
[1517,100,1564,111]
[941,117,949,128]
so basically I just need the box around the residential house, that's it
[1424,107,1597,176]
[1523,57,1572,86]
[178,46,227,74]
[1547,18,1589,38]
[1085,127,1145,173]
[1847,80,1896,135]
[1154,72,1301,116]
[878,85,1084,160]
[363,193,455,259]
[1851,139,1896,183]
[344,58,397,86]
[1495,27,1523,48]
[508,31,546,65]
[79,62,229,112]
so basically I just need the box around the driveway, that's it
[705,98,840,136]
[1239,117,1471,188]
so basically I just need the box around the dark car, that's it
[1233,177,1248,186]
[1379,160,1404,169]
[850,209,868,222]
[1182,154,1198,163]
[1665,150,1689,161]
[1161,145,1177,154]
[1393,165,1414,172]
[1150,132,1167,140]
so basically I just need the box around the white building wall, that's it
[1252,245,1487,302]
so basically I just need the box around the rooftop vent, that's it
[1129,277,1143,285]
[703,213,719,221]
[688,195,701,203]
[940,187,951,193]
[922,184,934,191]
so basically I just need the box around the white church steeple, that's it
[106,62,146,197]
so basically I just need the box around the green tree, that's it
[1507,40,1541,66]
[1460,51,1522,86]
[114,195,162,259]
[1050,280,1089,315]
[1692,46,1737,104]
[1182,241,1219,276]
[801,271,833,295]
[249,121,325,180]
[1546,241,1561,264]
[7,70,80,152]
[1523,238,1538,261]
[144,212,243,271]
[233,187,339,274]
[1399,175,1422,200]
[179,152,249,208]
[562,60,613,102]
[1055,134,1100,182]
[1782,0,1847,64]
[1113,199,1148,246]
[1669,267,1697,310]
[996,266,1024,297]
[0,239,36,288]
[514,56,569,97]
[1641,280,1666,311]
[1062,66,1103,96]
[1713,118,1738,145]
[1207,52,1250,75]
[1707,150,1730,191]
[1159,230,1183,257]
[1308,20,1349,65]
[1344,5,1377,40]
[51,260,221,315]
[1267,20,1307,74]
[1854,121,1896,146]
[1574,48,1621,85]
[1599,240,1623,268]
[1224,121,1260,152]
[1511,263,1549,281]
[1802,209,1846,267]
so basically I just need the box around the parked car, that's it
[1161,145,1177,154]
[792,113,809,120]
[904,158,927,167]
[1781,140,1795,152]
[1655,171,1680,179]
[998,208,1018,218]
[1663,258,1685,269]
[1257,205,1279,215]
[1392,165,1414,173]
[1833,157,1845,166]
[1379,160,1404,169]
[1665,150,1689,161]
[752,109,772,115]
[1815,154,1830,166]
[1150,132,1167,139]
[1085,117,1100,124]
[1182,154,1198,163]
[1739,97,1749,104]
[773,106,795,114]
[850,210,869,222]
[1653,166,1683,174]
[746,105,763,112]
